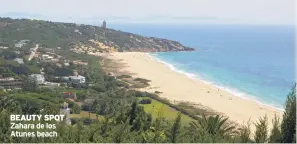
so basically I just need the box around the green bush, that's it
[117,74,132,79]
[139,98,152,104]
[71,103,81,114]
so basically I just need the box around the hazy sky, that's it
[0,0,295,25]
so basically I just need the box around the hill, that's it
[0,17,194,52]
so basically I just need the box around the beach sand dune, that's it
[104,52,282,131]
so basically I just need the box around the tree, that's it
[169,112,182,143]
[42,103,59,115]
[100,116,110,136]
[280,84,296,143]
[22,77,38,92]
[189,115,236,141]
[269,115,282,143]
[45,67,55,75]
[84,71,92,82]
[149,116,168,143]
[71,103,81,114]
[129,101,138,125]
[238,119,252,143]
[254,115,268,143]
[112,121,130,143]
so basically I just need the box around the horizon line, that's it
[0,16,295,27]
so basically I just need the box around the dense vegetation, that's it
[0,17,194,52]
[0,85,295,143]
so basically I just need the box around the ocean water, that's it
[109,24,295,109]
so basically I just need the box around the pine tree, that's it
[254,115,268,143]
[269,114,281,143]
[129,101,137,125]
[169,112,182,143]
[100,116,110,136]
[238,119,252,143]
[280,84,296,143]
[112,121,130,143]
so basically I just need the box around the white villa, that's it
[29,74,45,84]
[62,75,86,84]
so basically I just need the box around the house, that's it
[14,43,23,48]
[14,51,20,54]
[72,60,88,66]
[56,63,62,68]
[43,82,60,88]
[42,54,54,60]
[29,74,45,84]
[14,40,30,48]
[62,76,70,82]
[0,46,8,49]
[69,75,86,84]
[13,58,24,64]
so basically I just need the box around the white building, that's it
[0,46,8,49]
[14,40,30,48]
[43,82,60,88]
[13,58,24,64]
[42,54,54,60]
[69,75,86,84]
[29,74,45,84]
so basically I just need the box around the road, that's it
[28,44,39,61]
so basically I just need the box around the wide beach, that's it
[103,52,282,129]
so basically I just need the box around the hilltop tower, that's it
[102,20,107,29]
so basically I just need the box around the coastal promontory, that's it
[0,17,194,53]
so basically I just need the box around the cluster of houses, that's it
[0,46,9,49]
[29,73,86,86]
[62,75,86,84]
[0,42,89,91]
[14,40,30,48]
[0,42,91,124]
[0,73,86,90]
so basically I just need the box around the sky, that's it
[0,0,295,25]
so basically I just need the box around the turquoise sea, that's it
[110,24,295,109]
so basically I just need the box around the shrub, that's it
[155,91,162,94]
[83,117,93,125]
[117,74,132,79]
[139,98,152,104]
[135,91,147,97]
[116,80,129,87]
[70,118,79,125]
[134,78,151,84]
[92,84,106,92]
[82,104,93,111]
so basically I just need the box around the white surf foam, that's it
[147,53,285,111]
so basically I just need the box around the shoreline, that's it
[146,53,285,112]
[100,52,283,130]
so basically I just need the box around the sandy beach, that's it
[102,52,282,130]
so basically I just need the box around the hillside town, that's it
[0,42,87,91]
[0,41,90,124]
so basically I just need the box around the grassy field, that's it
[71,99,194,126]
[139,98,194,125]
